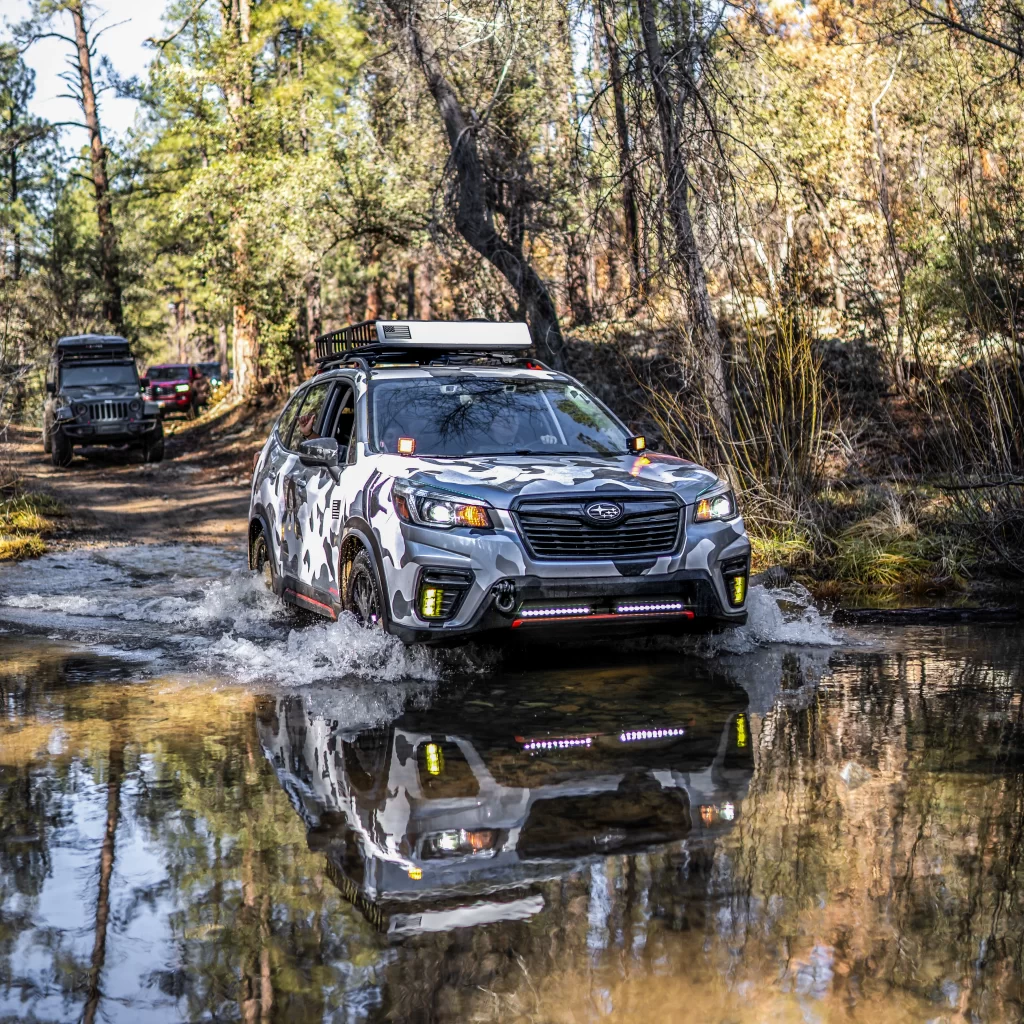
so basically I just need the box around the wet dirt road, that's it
[2,543,1024,1023]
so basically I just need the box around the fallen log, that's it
[833,606,1022,625]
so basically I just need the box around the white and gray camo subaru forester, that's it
[248,320,750,644]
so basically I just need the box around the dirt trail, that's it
[2,399,279,549]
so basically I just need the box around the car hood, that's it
[402,453,720,509]
[63,383,140,399]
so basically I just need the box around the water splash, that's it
[706,583,840,654]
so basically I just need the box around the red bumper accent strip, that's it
[285,589,337,619]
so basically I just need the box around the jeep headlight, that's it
[694,491,736,522]
[393,482,494,529]
[129,398,142,413]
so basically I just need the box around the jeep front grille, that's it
[513,496,682,560]
[86,401,129,421]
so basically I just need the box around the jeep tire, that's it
[50,427,73,468]
[142,421,165,463]
[42,415,52,454]
[345,549,383,628]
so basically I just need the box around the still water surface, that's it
[1,545,1023,1022]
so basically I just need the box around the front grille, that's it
[514,496,682,560]
[86,401,129,421]
[151,385,176,398]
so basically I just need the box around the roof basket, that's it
[314,319,533,367]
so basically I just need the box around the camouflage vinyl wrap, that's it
[250,366,750,634]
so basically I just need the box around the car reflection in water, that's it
[256,682,753,939]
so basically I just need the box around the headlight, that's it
[422,829,498,859]
[72,403,87,416]
[694,491,736,522]
[393,482,494,530]
[129,398,142,413]
[175,383,190,393]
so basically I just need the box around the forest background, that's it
[1,0,1022,593]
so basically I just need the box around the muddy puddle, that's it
[2,543,1023,1022]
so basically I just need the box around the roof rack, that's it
[314,319,534,370]
[54,335,134,364]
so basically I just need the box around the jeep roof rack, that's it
[314,319,539,372]
[54,334,134,365]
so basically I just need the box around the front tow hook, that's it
[492,580,517,615]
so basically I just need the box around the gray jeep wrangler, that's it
[43,335,164,468]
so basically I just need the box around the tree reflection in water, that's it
[0,628,1023,1022]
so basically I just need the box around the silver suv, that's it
[248,320,750,643]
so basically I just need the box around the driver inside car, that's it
[488,407,557,450]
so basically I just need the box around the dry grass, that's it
[0,490,65,561]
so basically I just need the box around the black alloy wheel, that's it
[346,550,383,628]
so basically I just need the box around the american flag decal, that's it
[382,324,412,340]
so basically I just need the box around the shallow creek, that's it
[1,543,1022,1022]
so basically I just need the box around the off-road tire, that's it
[142,422,165,463]
[251,527,276,592]
[345,549,384,628]
[50,428,73,468]
[42,416,52,454]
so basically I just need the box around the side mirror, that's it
[140,377,150,389]
[45,380,55,394]
[298,436,340,468]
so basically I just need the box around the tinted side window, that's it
[275,390,306,448]
[292,383,332,446]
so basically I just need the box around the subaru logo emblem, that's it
[585,501,623,523]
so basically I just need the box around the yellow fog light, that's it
[421,587,444,618]
[728,574,747,606]
[408,867,423,880]
[397,436,416,455]
[424,742,444,776]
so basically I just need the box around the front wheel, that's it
[42,416,52,454]
[142,422,164,463]
[251,528,276,592]
[345,550,383,628]
[50,428,73,468]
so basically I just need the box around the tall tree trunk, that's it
[597,0,643,308]
[382,0,565,367]
[305,266,321,347]
[81,740,124,1024]
[221,0,259,394]
[635,0,732,434]
[70,1,123,334]
[871,68,907,388]
[218,321,229,377]
[406,263,416,319]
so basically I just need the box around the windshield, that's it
[61,364,139,387]
[370,377,630,457]
[198,363,220,376]
[148,365,189,379]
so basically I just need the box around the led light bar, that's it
[615,601,685,614]
[619,727,685,743]
[517,605,591,619]
[520,736,594,752]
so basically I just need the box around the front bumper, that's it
[60,418,161,444]
[153,395,192,412]
[389,565,748,645]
